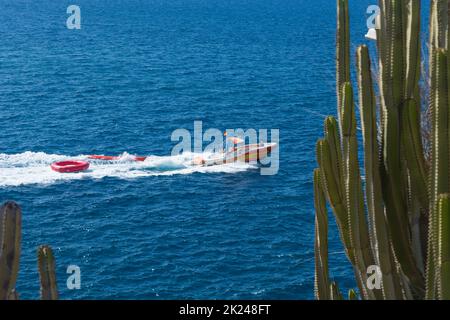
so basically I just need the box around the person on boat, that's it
[223,131,244,154]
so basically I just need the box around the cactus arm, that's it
[341,82,379,299]
[376,0,388,97]
[425,2,442,299]
[435,0,449,48]
[0,201,21,300]
[444,7,450,301]
[437,194,450,299]
[314,169,330,300]
[425,5,437,299]
[317,125,370,295]
[376,0,425,294]
[401,98,427,274]
[376,7,406,290]
[404,0,421,100]
[317,131,372,295]
[431,49,449,253]
[381,154,424,293]
[357,45,404,299]
[402,99,429,208]
[341,83,365,296]
[426,49,450,299]
[448,2,450,117]
[391,0,404,107]
[356,45,379,255]
[381,0,406,217]
[316,139,343,218]
[37,245,59,300]
[336,0,350,124]
[433,49,449,235]
[316,139,354,263]
[377,0,392,105]
[324,117,344,198]
[368,5,425,294]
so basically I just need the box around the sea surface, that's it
[0,0,375,299]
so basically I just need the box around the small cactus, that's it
[314,169,329,300]
[37,245,59,300]
[0,201,59,300]
[0,201,21,300]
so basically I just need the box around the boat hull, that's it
[198,143,277,166]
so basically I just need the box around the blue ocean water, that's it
[0,0,374,299]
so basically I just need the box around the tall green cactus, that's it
[337,0,350,125]
[0,201,21,300]
[38,245,59,300]
[314,0,450,300]
[0,201,60,300]
[357,45,403,299]
[314,169,329,300]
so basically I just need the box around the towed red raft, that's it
[51,160,90,173]
[88,155,147,162]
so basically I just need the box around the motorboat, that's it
[192,140,277,166]
[86,136,277,167]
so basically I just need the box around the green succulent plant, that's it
[0,201,59,300]
[0,201,21,300]
[314,0,450,300]
[38,245,59,300]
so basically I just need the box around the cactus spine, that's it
[314,0,450,299]
[336,0,350,124]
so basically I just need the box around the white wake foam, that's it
[0,151,255,187]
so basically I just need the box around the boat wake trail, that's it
[0,151,255,187]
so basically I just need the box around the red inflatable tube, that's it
[51,160,90,173]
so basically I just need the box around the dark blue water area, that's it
[0,0,399,299]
